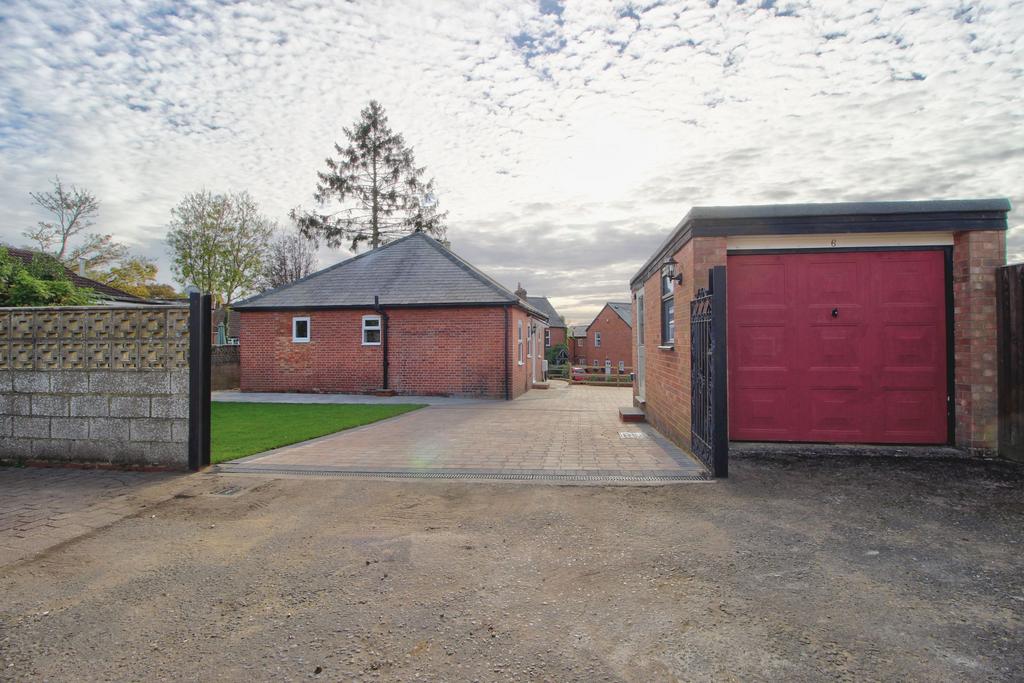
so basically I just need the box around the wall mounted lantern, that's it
[661,257,684,286]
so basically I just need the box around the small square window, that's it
[292,317,310,343]
[362,315,382,345]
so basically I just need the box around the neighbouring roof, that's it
[2,246,151,304]
[569,324,588,337]
[234,232,546,318]
[630,198,1012,288]
[605,302,633,328]
[525,296,566,328]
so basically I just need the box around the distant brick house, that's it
[582,302,632,374]
[630,199,1010,456]
[234,232,547,399]
[568,324,588,365]
[525,296,566,351]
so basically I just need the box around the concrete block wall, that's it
[0,306,191,469]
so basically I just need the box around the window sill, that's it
[657,344,675,350]
[518,362,524,366]
[292,339,310,344]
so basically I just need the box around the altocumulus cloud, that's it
[0,0,1021,322]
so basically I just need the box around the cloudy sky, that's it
[1,0,1021,323]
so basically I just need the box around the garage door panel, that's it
[807,389,868,441]
[731,388,794,438]
[806,325,866,367]
[881,324,940,369]
[734,324,788,368]
[731,262,787,307]
[879,306,942,325]
[881,391,946,441]
[728,249,948,445]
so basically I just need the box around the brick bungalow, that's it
[525,296,567,350]
[582,302,633,374]
[234,232,548,399]
[630,199,1011,456]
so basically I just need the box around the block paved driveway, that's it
[0,468,186,567]
[219,382,707,480]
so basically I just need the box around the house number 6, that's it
[830,239,838,247]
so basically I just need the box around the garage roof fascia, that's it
[630,198,1011,289]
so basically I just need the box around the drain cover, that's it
[618,431,647,439]
[212,485,243,496]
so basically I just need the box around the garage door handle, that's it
[831,308,839,318]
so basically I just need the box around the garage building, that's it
[630,199,1010,456]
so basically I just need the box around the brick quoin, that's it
[953,230,1005,453]
[584,304,633,373]
[240,305,542,399]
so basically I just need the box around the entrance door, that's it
[636,291,646,401]
[727,250,948,444]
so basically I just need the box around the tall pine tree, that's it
[293,100,448,251]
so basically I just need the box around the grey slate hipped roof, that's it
[525,296,566,328]
[234,232,545,318]
[606,302,633,328]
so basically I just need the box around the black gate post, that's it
[710,266,728,478]
[690,266,729,478]
[188,292,212,471]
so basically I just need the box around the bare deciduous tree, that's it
[260,226,318,291]
[23,177,126,271]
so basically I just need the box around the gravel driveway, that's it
[1,454,1021,681]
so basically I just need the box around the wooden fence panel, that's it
[997,264,1024,462]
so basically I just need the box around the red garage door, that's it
[727,250,948,444]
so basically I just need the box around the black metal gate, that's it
[690,266,728,477]
[188,292,212,471]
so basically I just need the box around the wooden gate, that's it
[690,266,729,478]
[997,264,1024,462]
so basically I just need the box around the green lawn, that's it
[211,402,425,464]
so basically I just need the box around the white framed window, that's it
[292,316,310,343]
[593,360,599,368]
[544,328,551,347]
[517,320,524,365]
[362,315,382,345]
[527,323,533,358]
[618,360,625,373]
[595,331,602,347]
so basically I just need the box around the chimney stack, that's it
[515,282,527,299]
[78,258,86,277]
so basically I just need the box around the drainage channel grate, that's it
[211,485,244,496]
[216,466,711,483]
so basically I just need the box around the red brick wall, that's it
[507,307,543,398]
[953,230,1005,453]
[633,237,726,449]
[240,306,516,398]
[583,305,633,373]
[545,327,567,351]
[569,335,585,364]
